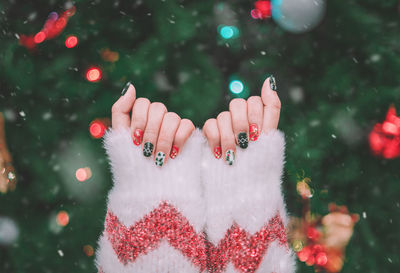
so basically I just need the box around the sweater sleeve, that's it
[202,130,297,273]
[94,127,207,273]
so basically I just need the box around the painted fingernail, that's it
[214,146,222,159]
[143,142,154,157]
[225,149,235,165]
[121,81,132,96]
[170,145,179,159]
[249,124,259,141]
[237,132,248,149]
[155,151,166,166]
[269,75,277,91]
[132,129,143,146]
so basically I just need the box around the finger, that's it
[170,119,195,159]
[111,82,136,130]
[229,98,249,149]
[131,98,150,146]
[142,102,167,157]
[247,96,263,141]
[155,112,181,166]
[203,118,222,159]
[217,112,236,165]
[261,76,281,133]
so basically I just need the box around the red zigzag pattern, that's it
[105,201,288,273]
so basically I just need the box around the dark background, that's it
[0,0,399,272]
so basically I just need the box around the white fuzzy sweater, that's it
[95,127,296,273]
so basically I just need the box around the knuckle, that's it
[247,96,262,104]
[135,97,150,106]
[217,111,230,121]
[157,135,172,148]
[221,135,234,144]
[181,118,195,130]
[111,102,120,113]
[165,112,181,122]
[150,102,167,112]
[271,94,281,110]
[229,98,246,109]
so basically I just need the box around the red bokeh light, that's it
[89,120,106,138]
[251,1,271,19]
[315,252,328,266]
[65,35,78,48]
[86,67,102,82]
[34,31,46,43]
[56,211,69,226]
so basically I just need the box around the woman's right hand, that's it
[202,76,281,165]
[111,82,195,167]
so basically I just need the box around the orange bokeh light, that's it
[75,167,92,182]
[56,211,69,226]
[83,245,94,256]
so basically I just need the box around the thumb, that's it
[111,81,136,130]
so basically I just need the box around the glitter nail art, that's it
[121,81,132,96]
[170,145,179,159]
[143,142,153,157]
[225,149,235,165]
[155,152,165,166]
[269,75,277,91]
[132,129,143,146]
[237,132,249,149]
[249,124,259,141]
[214,147,222,159]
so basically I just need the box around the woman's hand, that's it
[202,76,280,165]
[111,82,195,166]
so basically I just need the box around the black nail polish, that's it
[269,75,277,91]
[121,81,132,96]
[143,142,153,157]
[238,132,249,149]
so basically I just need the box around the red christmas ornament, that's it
[369,105,400,159]
[251,1,272,20]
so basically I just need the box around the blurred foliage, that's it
[0,0,400,272]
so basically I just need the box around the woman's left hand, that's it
[202,76,281,165]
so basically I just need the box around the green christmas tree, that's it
[0,0,399,272]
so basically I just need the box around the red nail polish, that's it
[170,145,179,159]
[249,124,259,141]
[132,129,143,146]
[214,146,222,159]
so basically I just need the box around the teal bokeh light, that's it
[218,25,240,40]
[229,80,244,94]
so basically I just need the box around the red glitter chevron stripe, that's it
[206,214,289,273]
[105,201,208,270]
[105,201,288,273]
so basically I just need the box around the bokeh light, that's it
[75,167,92,182]
[65,35,78,48]
[86,67,102,82]
[89,120,106,138]
[218,25,239,40]
[56,211,69,226]
[34,31,46,43]
[83,245,94,256]
[229,80,244,94]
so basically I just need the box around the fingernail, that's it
[170,145,179,159]
[237,132,248,149]
[214,146,222,159]
[249,124,259,141]
[269,75,277,91]
[225,149,235,165]
[121,81,132,96]
[132,129,143,146]
[155,151,165,166]
[143,142,154,157]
